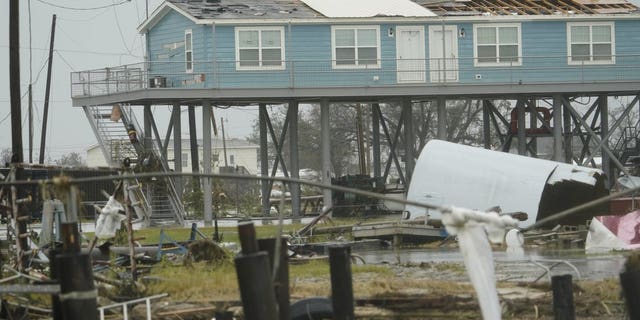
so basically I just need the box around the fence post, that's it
[258,238,290,320]
[56,223,98,320]
[620,254,640,319]
[552,274,575,320]
[234,222,278,320]
[329,244,354,320]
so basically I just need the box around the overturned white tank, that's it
[405,140,608,227]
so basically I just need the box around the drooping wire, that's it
[34,0,131,11]
[112,1,136,57]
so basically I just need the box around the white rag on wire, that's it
[441,207,519,320]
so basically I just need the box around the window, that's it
[235,27,285,70]
[473,24,521,66]
[331,26,381,69]
[185,29,193,73]
[181,153,188,168]
[567,22,614,65]
[229,155,235,166]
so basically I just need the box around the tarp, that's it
[586,211,640,252]
[300,0,436,18]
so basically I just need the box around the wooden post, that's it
[552,274,575,320]
[620,270,640,319]
[258,238,290,320]
[234,222,278,320]
[56,223,98,320]
[39,14,56,164]
[329,245,354,320]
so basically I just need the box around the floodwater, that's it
[358,246,627,281]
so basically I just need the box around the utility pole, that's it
[10,0,30,271]
[39,14,56,164]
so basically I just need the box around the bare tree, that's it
[53,152,86,167]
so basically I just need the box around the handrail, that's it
[98,293,168,320]
[70,54,640,98]
[120,105,185,224]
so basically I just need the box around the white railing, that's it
[98,293,168,320]
[70,54,640,98]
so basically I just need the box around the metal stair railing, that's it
[119,105,185,225]
[612,122,640,165]
[84,105,152,222]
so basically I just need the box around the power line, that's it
[34,0,131,11]
[55,50,76,71]
[0,45,143,58]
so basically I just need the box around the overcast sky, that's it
[2,0,640,162]
[0,0,258,162]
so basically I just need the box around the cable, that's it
[112,1,136,57]
[34,0,131,11]
[55,51,76,72]
[0,45,143,58]
[57,8,111,22]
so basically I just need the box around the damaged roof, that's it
[139,0,639,31]
[417,0,639,16]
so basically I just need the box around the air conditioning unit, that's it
[149,76,167,88]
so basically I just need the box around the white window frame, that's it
[473,23,522,67]
[567,22,615,65]
[235,26,286,71]
[185,29,193,73]
[181,152,189,168]
[331,25,381,69]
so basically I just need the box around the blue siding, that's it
[147,8,640,90]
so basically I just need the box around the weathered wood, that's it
[234,252,278,320]
[620,271,640,320]
[552,274,575,320]
[329,245,354,320]
[258,238,290,320]
[56,223,98,320]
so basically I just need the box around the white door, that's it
[396,26,425,83]
[429,25,459,83]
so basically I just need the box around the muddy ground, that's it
[128,257,627,320]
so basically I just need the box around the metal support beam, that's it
[188,106,200,174]
[563,97,573,163]
[600,94,612,188]
[259,104,270,215]
[145,106,170,168]
[379,106,406,185]
[162,108,176,160]
[437,97,446,140]
[288,101,300,217]
[553,95,563,161]
[516,99,527,155]
[563,98,632,179]
[583,95,640,165]
[202,101,213,226]
[172,104,183,200]
[321,100,333,215]
[372,103,381,178]
[526,100,538,156]
[143,105,152,153]
[402,98,414,186]
[483,100,491,149]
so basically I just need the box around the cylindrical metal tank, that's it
[405,140,608,227]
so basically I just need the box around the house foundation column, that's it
[437,97,446,140]
[259,104,270,215]
[600,95,612,188]
[173,104,183,200]
[553,95,563,162]
[321,99,333,216]
[372,103,381,178]
[202,101,213,226]
[288,101,301,217]
[402,98,414,185]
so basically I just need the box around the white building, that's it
[86,137,259,174]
